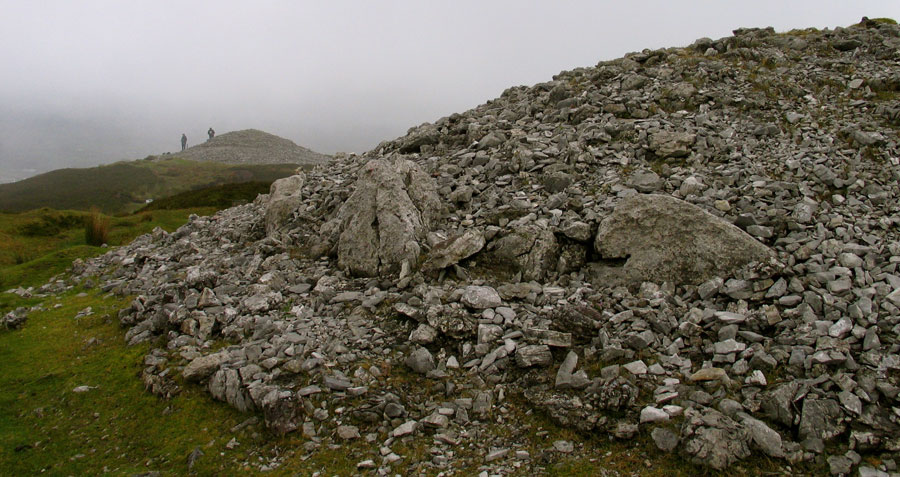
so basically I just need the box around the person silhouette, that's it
[208,128,215,140]
[181,133,187,151]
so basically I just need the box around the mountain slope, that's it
[7,19,900,476]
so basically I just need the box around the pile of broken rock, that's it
[48,19,900,475]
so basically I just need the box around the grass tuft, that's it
[84,208,110,247]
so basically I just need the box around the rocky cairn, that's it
[35,19,900,475]
[169,128,330,166]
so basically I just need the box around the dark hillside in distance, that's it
[0,159,299,214]
[137,181,273,212]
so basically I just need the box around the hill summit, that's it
[175,129,330,165]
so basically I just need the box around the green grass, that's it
[138,181,272,212]
[0,288,390,475]
[0,289,256,475]
[0,158,298,214]
[0,207,217,291]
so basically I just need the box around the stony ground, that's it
[9,18,900,476]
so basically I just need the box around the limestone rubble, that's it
[33,19,900,475]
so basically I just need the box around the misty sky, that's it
[2,1,899,180]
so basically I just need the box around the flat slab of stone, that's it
[593,194,773,287]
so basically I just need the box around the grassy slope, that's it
[0,157,297,214]
[137,181,271,212]
[0,290,249,475]
[0,208,217,291]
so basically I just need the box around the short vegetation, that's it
[137,181,272,212]
[0,158,298,215]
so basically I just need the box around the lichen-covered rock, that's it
[680,408,752,470]
[256,387,302,435]
[421,229,485,272]
[2,307,28,329]
[488,226,558,281]
[593,194,774,286]
[319,158,440,276]
[649,131,695,158]
[183,351,229,381]
[264,173,306,235]
[798,398,845,442]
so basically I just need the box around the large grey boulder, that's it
[264,173,306,235]
[319,158,441,277]
[593,194,773,286]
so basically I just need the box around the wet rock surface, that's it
[40,19,900,475]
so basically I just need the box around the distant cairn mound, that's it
[175,129,330,165]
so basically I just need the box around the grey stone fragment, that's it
[738,413,783,458]
[640,406,669,423]
[405,347,436,374]
[560,221,592,242]
[421,229,486,272]
[555,351,579,389]
[258,389,302,435]
[515,344,553,368]
[858,467,889,477]
[651,428,679,452]
[698,277,723,299]
[525,328,572,347]
[477,323,503,345]
[1,308,27,329]
[489,226,559,281]
[461,286,502,309]
[760,381,799,427]
[628,170,663,193]
[485,447,509,462]
[264,173,306,235]
[614,421,639,439]
[187,447,204,471]
[473,391,493,418]
[410,324,439,345]
[827,455,853,475]
[422,412,450,428]
[680,408,751,470]
[392,420,417,437]
[714,339,746,354]
[623,360,648,375]
[323,376,352,391]
[183,352,228,381]
[798,398,844,442]
[337,425,360,440]
[649,131,695,158]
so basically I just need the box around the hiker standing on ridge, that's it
[181,133,187,151]
[208,128,215,140]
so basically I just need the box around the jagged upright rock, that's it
[592,194,774,286]
[264,173,306,235]
[318,158,441,276]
